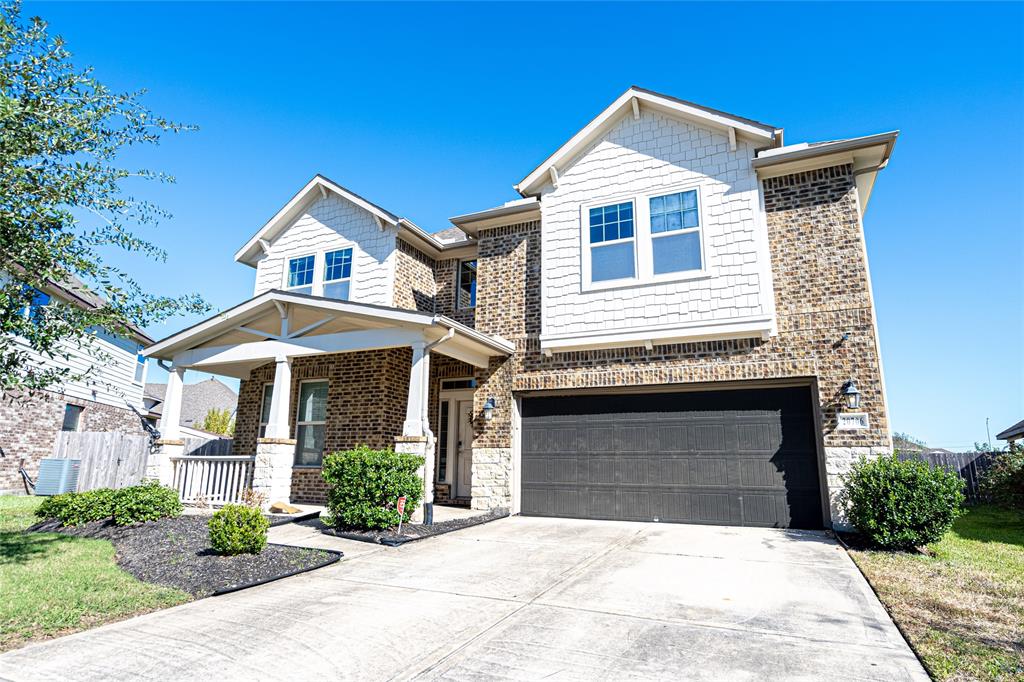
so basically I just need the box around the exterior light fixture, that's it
[842,380,861,410]
[483,396,496,421]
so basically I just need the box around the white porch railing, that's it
[170,455,255,505]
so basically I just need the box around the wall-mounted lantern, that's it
[842,380,861,410]
[483,396,497,421]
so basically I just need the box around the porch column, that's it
[148,365,185,485]
[253,354,295,508]
[403,342,427,436]
[398,341,433,523]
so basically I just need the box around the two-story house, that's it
[0,276,152,494]
[145,87,897,529]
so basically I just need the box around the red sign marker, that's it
[397,496,407,516]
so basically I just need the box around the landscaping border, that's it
[322,507,509,546]
[211,546,342,596]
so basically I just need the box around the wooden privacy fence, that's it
[183,437,234,457]
[897,450,999,501]
[51,431,149,491]
[170,455,255,505]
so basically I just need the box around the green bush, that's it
[111,481,182,526]
[208,504,269,555]
[321,445,425,530]
[841,453,965,549]
[35,488,116,526]
[979,450,1024,510]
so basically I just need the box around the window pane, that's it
[589,201,634,244]
[260,385,274,424]
[324,248,352,282]
[288,255,315,288]
[61,404,82,432]
[134,353,146,383]
[294,424,325,466]
[650,190,699,234]
[323,280,350,300]
[458,260,477,308]
[653,232,702,274]
[437,400,449,481]
[592,242,635,281]
[298,381,328,421]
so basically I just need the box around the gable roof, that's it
[515,86,782,197]
[144,377,238,426]
[996,419,1024,442]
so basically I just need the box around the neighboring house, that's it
[143,377,238,438]
[0,276,152,494]
[996,419,1024,450]
[145,86,896,529]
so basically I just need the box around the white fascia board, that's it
[448,199,541,235]
[515,88,777,196]
[539,316,775,354]
[234,176,402,267]
[435,315,515,355]
[397,219,477,259]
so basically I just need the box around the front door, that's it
[456,400,474,498]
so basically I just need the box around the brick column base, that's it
[147,439,183,486]
[395,435,428,523]
[254,438,296,508]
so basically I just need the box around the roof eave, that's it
[449,200,541,236]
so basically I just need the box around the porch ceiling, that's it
[144,290,514,379]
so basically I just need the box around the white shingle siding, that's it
[540,109,774,341]
[253,195,396,306]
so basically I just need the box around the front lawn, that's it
[0,495,189,652]
[848,505,1024,680]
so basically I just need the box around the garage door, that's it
[520,387,823,529]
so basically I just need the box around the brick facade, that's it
[471,164,891,522]
[0,390,144,494]
[434,257,476,328]
[393,239,438,313]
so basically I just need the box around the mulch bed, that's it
[29,516,340,597]
[321,507,509,545]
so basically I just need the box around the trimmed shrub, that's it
[321,445,425,530]
[111,481,183,526]
[208,504,269,555]
[35,487,116,526]
[979,450,1024,510]
[841,453,965,549]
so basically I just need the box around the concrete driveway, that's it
[0,516,926,681]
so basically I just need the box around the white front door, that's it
[456,400,474,498]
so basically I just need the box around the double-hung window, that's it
[294,380,328,466]
[323,248,352,300]
[588,201,635,282]
[258,384,274,438]
[650,189,702,275]
[133,348,146,384]
[286,255,315,295]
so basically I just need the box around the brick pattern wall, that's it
[0,390,144,493]
[434,258,476,328]
[473,164,891,519]
[393,240,438,312]
[233,349,411,504]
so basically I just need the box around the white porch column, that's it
[403,342,427,436]
[265,355,292,439]
[148,365,185,486]
[253,354,295,508]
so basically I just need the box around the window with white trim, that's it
[133,348,146,384]
[323,248,353,300]
[286,255,315,294]
[62,404,83,432]
[588,201,635,282]
[258,383,273,438]
[294,380,328,466]
[650,189,702,275]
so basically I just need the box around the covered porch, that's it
[143,290,514,513]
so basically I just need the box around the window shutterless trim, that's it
[580,197,638,289]
[283,253,317,292]
[456,259,478,309]
[293,379,328,467]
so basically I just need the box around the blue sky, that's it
[30,2,1023,450]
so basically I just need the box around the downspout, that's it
[419,326,456,525]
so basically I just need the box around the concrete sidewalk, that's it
[0,517,927,681]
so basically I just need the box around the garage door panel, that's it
[521,387,823,529]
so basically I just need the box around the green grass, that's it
[0,495,189,652]
[849,505,1024,681]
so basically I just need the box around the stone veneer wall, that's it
[233,349,411,504]
[472,164,891,524]
[0,390,144,494]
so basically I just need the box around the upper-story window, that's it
[589,201,636,282]
[286,255,315,295]
[457,260,477,308]
[133,348,146,384]
[583,186,705,289]
[650,190,702,275]
[323,248,353,300]
[22,288,50,323]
